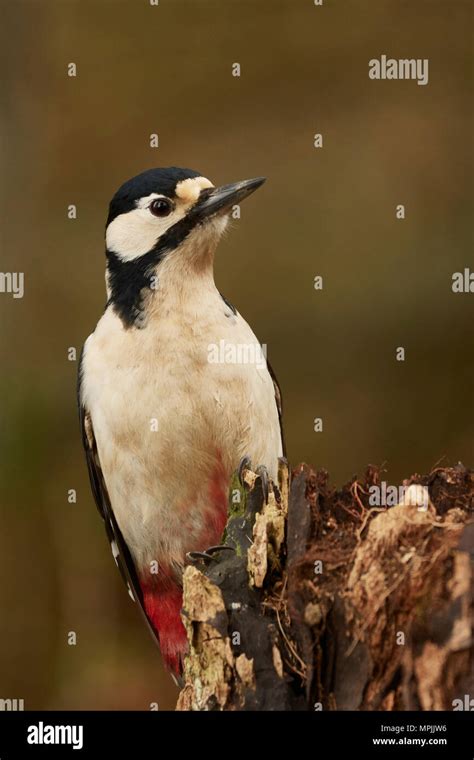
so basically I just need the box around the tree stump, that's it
[176,461,474,711]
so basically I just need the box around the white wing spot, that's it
[110,540,119,567]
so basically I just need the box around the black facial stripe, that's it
[106,211,199,328]
[106,250,160,328]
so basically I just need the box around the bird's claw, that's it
[256,465,270,503]
[238,458,270,502]
[186,545,235,566]
[205,545,235,556]
[186,550,214,563]
[238,456,252,486]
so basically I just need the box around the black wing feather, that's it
[266,358,286,458]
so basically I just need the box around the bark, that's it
[176,461,474,711]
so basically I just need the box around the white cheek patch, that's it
[106,193,186,261]
[175,176,213,204]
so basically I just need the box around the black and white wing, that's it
[266,358,286,458]
[219,292,286,457]
[77,370,160,647]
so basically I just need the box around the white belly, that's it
[81,296,282,570]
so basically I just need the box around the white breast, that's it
[81,284,282,571]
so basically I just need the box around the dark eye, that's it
[150,198,173,217]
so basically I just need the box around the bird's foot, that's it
[256,465,270,504]
[186,545,235,566]
[238,456,252,486]
[238,458,270,503]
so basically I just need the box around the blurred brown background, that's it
[0,0,472,710]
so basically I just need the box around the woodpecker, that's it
[78,167,284,674]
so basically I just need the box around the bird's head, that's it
[104,167,265,327]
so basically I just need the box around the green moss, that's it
[227,473,247,519]
[222,473,247,555]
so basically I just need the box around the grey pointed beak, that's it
[192,176,266,221]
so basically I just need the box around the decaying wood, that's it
[176,461,474,711]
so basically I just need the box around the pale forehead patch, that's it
[175,176,214,204]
